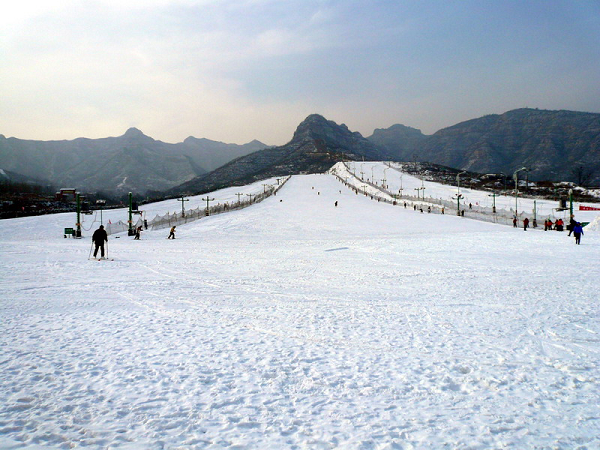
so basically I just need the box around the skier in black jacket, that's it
[92,225,108,258]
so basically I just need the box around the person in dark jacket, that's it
[92,225,108,258]
[523,217,529,231]
[567,216,577,236]
[572,222,584,245]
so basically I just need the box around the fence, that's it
[101,177,291,236]
[330,163,565,228]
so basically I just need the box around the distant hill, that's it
[172,114,392,195]
[368,108,600,185]
[0,129,268,194]
[368,124,427,160]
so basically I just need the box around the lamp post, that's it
[513,167,528,216]
[487,193,496,214]
[383,167,389,189]
[371,166,375,183]
[96,199,106,225]
[236,193,243,205]
[76,193,82,237]
[128,192,134,236]
[399,173,403,197]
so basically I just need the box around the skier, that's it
[567,216,576,236]
[523,217,529,231]
[92,225,108,259]
[167,226,176,239]
[134,225,142,240]
[334,201,338,207]
[513,217,517,228]
[572,222,584,245]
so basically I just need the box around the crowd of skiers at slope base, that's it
[511,215,584,244]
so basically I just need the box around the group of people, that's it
[90,224,178,259]
[544,218,565,231]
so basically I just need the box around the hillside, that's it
[0,129,267,194]
[172,114,392,195]
[369,108,600,185]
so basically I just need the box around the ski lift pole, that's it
[202,196,215,215]
[76,193,82,237]
[128,192,134,236]
[569,189,573,218]
[179,196,189,217]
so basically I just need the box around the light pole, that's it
[383,167,389,189]
[371,166,375,183]
[236,193,243,205]
[487,193,496,214]
[96,199,106,225]
[513,167,528,216]
[128,192,134,236]
[399,173,403,197]
[414,187,421,200]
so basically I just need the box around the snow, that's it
[337,162,600,225]
[1,168,599,449]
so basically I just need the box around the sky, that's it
[2,0,600,145]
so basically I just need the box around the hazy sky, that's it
[2,0,600,145]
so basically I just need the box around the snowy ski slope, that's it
[1,171,599,449]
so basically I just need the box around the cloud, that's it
[1,0,599,144]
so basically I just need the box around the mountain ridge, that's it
[0,130,268,194]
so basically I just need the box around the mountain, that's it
[0,129,268,195]
[368,124,428,160]
[172,114,391,195]
[369,109,600,185]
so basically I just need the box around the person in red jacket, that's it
[523,217,529,231]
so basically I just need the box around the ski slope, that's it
[339,162,600,223]
[1,173,599,449]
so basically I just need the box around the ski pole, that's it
[88,240,94,259]
[106,239,109,259]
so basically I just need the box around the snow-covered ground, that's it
[1,171,599,449]
[339,162,600,223]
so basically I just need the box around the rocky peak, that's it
[291,114,363,146]
[123,127,146,138]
